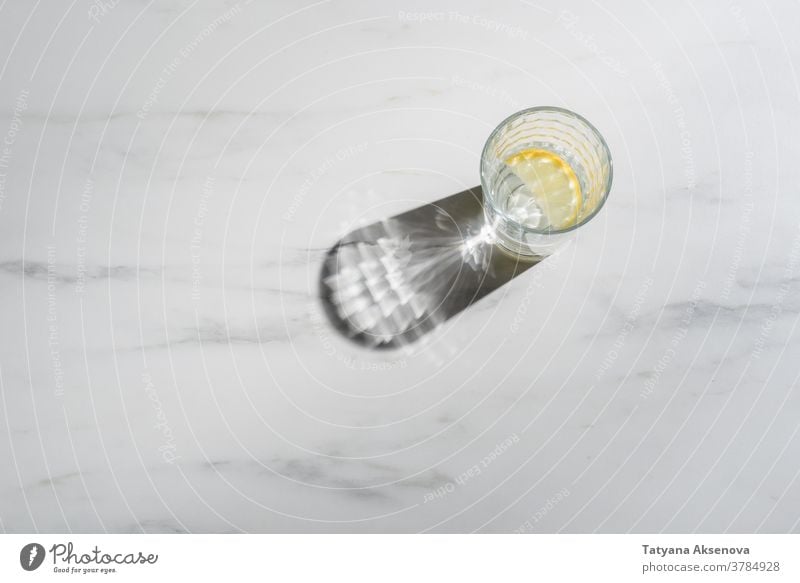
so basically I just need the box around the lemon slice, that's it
[504,148,582,229]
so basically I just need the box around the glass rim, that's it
[479,105,614,236]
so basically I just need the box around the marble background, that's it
[0,0,799,533]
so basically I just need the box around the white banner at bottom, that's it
[1,534,797,582]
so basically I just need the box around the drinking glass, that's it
[480,106,613,258]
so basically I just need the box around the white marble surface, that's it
[1,0,799,533]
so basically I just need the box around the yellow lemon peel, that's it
[504,148,582,229]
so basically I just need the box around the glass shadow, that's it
[319,187,541,349]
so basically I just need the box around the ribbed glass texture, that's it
[480,107,613,257]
